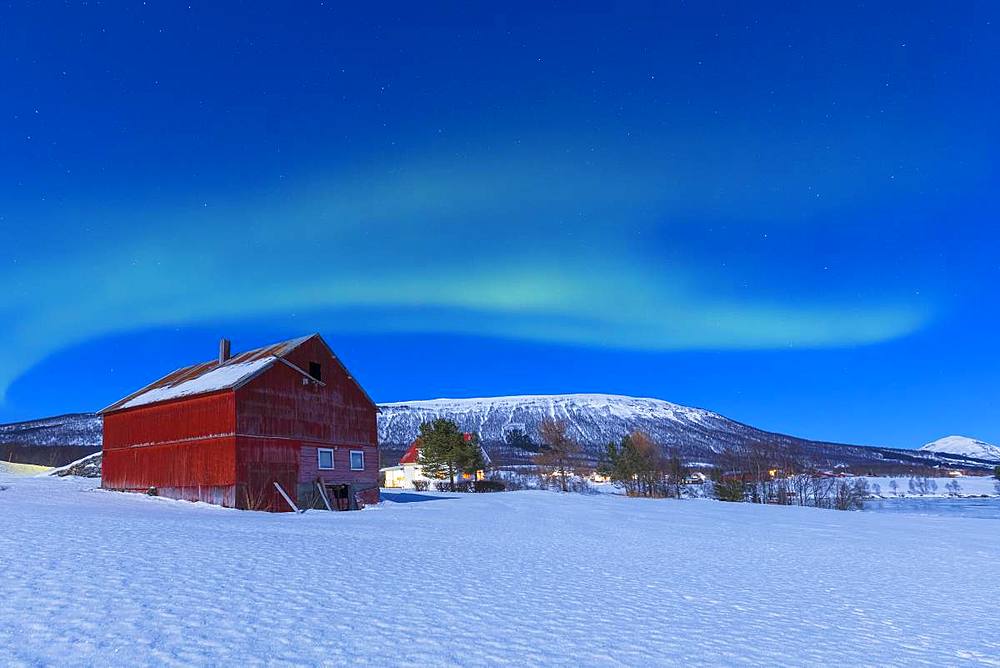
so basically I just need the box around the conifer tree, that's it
[417,419,484,488]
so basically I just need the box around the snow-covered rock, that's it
[919,435,1000,462]
[48,451,102,478]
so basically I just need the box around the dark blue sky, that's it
[1,2,997,448]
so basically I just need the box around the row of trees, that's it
[415,420,986,509]
[882,477,966,497]
[713,469,869,510]
[529,420,691,498]
[709,443,872,510]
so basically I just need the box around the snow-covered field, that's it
[2,474,1000,666]
[863,475,999,497]
[0,460,51,476]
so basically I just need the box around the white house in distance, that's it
[381,433,491,489]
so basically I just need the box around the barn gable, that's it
[99,334,373,414]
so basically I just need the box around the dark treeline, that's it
[594,433,870,510]
[711,441,869,510]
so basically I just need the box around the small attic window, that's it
[309,362,322,382]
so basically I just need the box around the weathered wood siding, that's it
[103,392,235,449]
[298,443,379,485]
[102,393,238,504]
[234,437,300,512]
[102,437,237,496]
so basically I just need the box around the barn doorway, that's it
[243,463,298,511]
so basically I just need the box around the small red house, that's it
[100,334,379,511]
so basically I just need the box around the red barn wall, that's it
[104,393,236,449]
[102,437,237,502]
[102,392,239,506]
[298,443,378,485]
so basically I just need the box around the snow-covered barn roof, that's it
[99,334,368,414]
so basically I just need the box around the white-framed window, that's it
[317,448,334,470]
[350,450,365,471]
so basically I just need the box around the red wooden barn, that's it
[100,334,379,511]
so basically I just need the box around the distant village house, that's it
[381,433,491,489]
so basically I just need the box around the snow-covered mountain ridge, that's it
[2,394,995,471]
[919,436,1000,462]
[377,393,993,469]
[379,393,722,448]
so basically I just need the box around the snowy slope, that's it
[0,413,101,447]
[919,436,1000,462]
[0,413,101,466]
[1,474,999,665]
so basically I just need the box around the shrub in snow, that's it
[712,478,746,503]
[471,480,506,493]
[435,481,472,493]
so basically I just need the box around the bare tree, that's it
[666,449,686,499]
[833,479,869,510]
[534,419,583,493]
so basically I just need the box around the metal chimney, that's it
[219,338,231,364]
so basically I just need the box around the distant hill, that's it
[3,394,994,472]
[0,413,102,466]
[919,436,1000,463]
